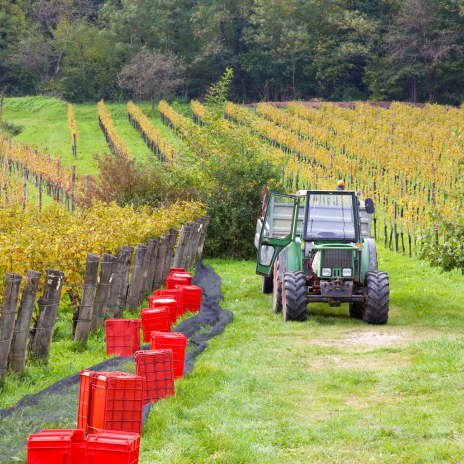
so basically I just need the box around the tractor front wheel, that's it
[363,271,389,325]
[282,271,307,322]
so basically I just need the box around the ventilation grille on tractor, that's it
[321,250,352,268]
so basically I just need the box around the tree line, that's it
[1,0,464,104]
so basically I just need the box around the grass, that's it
[138,248,464,464]
[2,247,464,462]
[1,97,191,177]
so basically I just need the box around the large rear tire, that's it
[363,271,389,325]
[349,301,364,319]
[262,272,273,294]
[273,251,286,313]
[282,271,307,322]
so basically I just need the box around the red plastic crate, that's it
[85,431,140,464]
[169,267,185,275]
[153,289,184,318]
[148,297,177,326]
[174,285,202,313]
[131,319,141,353]
[27,429,86,464]
[105,320,140,357]
[78,371,101,431]
[89,372,145,434]
[165,273,192,290]
[135,350,175,404]
[140,308,170,342]
[150,332,187,379]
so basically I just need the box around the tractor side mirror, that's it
[365,198,375,214]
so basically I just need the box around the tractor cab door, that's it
[256,192,299,277]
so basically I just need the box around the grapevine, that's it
[68,104,79,143]
[97,100,132,159]
[127,101,178,162]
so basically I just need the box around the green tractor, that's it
[255,184,389,323]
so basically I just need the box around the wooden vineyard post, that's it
[0,273,22,382]
[187,218,203,270]
[73,133,77,158]
[23,168,27,209]
[196,215,210,260]
[91,253,116,333]
[161,229,179,285]
[139,238,157,304]
[183,222,197,269]
[172,225,192,269]
[146,238,160,293]
[186,219,202,270]
[30,269,64,362]
[38,177,42,212]
[74,253,100,342]
[153,234,169,291]
[105,249,126,319]
[127,244,148,312]
[9,270,41,374]
[116,246,134,317]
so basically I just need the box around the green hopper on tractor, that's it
[255,182,390,323]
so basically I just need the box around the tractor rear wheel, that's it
[363,271,389,325]
[262,270,273,294]
[349,301,364,319]
[273,251,286,313]
[282,271,307,322]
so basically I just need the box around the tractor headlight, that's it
[342,268,353,277]
[321,268,331,277]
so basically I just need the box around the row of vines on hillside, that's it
[228,101,464,254]
[0,136,81,209]
[127,101,177,162]
[97,100,132,159]
[0,200,204,301]
[190,100,287,165]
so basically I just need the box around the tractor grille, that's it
[321,249,352,268]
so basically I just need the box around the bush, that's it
[203,160,281,259]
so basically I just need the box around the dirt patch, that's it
[309,350,410,372]
[338,331,405,346]
[308,330,409,347]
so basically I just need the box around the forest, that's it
[1,0,464,105]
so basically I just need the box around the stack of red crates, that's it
[78,370,145,435]
[135,349,175,404]
[166,272,192,290]
[140,307,170,342]
[105,319,141,357]
[174,285,202,313]
[150,332,187,379]
[153,289,184,318]
[27,429,140,464]
[148,296,177,326]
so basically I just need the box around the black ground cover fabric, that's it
[0,260,233,463]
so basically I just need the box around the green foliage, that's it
[192,70,283,258]
[2,0,464,103]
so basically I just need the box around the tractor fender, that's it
[365,238,378,271]
[361,238,378,281]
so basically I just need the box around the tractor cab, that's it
[255,186,389,324]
